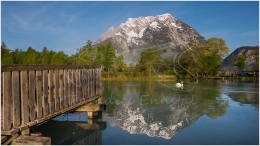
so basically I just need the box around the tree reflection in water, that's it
[102,80,239,139]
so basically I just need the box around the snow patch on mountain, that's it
[149,21,159,29]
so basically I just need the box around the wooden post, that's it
[29,70,36,121]
[97,98,102,104]
[54,69,59,111]
[36,70,43,119]
[21,71,29,128]
[3,71,12,130]
[87,111,98,119]
[48,70,54,113]
[59,69,64,110]
[72,69,76,104]
[42,70,48,116]
[21,128,30,136]
[68,70,73,105]
[12,71,21,128]
[63,69,68,108]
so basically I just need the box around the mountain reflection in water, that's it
[101,80,259,144]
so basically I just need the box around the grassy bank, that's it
[101,72,259,81]
[101,72,176,81]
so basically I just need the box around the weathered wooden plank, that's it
[94,69,98,95]
[74,69,77,103]
[94,69,97,95]
[89,70,92,98]
[68,69,72,106]
[80,69,86,100]
[3,71,12,130]
[87,69,90,98]
[99,69,101,95]
[21,71,29,127]
[92,69,94,97]
[48,70,54,113]
[59,69,64,109]
[54,69,59,111]
[11,135,51,145]
[42,70,48,115]
[89,69,92,97]
[29,70,36,121]
[75,69,80,102]
[1,73,3,128]
[93,69,95,96]
[2,136,7,143]
[63,70,68,108]
[99,68,102,95]
[12,71,21,128]
[2,133,19,145]
[71,70,76,104]
[36,71,43,119]
[86,70,89,99]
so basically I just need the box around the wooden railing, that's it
[1,65,102,135]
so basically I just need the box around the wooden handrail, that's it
[1,65,101,72]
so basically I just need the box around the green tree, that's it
[196,37,229,76]
[103,42,116,72]
[1,42,14,64]
[22,46,40,64]
[51,51,68,65]
[204,37,229,60]
[76,40,97,65]
[235,55,246,71]
[95,44,106,68]
[201,55,220,76]
[137,48,162,77]
[13,48,23,64]
[114,55,126,72]
[40,46,49,64]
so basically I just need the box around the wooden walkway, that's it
[1,65,102,137]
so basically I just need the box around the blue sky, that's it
[1,1,259,55]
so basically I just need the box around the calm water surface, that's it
[34,80,259,145]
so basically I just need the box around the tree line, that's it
[1,40,126,72]
[2,37,256,78]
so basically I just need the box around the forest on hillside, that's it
[1,37,259,79]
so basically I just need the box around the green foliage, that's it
[103,42,116,71]
[204,37,229,59]
[251,48,259,71]
[235,55,246,71]
[1,37,233,79]
[51,51,68,65]
[114,55,126,72]
[137,48,162,76]
[1,42,14,64]
[22,46,40,64]
[75,40,97,65]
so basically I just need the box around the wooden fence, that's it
[1,65,102,135]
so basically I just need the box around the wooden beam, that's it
[76,103,106,112]
[11,135,51,145]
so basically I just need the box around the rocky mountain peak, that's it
[95,13,205,53]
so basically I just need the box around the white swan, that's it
[175,81,183,88]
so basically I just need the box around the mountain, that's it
[222,46,259,70]
[95,13,206,53]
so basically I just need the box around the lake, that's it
[34,79,259,145]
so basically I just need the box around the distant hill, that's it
[222,46,259,71]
